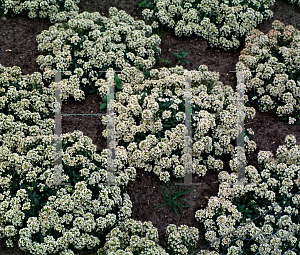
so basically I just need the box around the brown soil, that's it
[0,0,300,254]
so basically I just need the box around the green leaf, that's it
[102,96,107,103]
[239,204,245,210]
[34,198,40,211]
[181,51,188,58]
[246,201,256,207]
[161,101,174,108]
[165,60,172,64]
[139,0,146,7]
[31,191,37,199]
[172,52,180,58]
[100,103,107,109]
[244,209,253,214]
[152,46,160,53]
[114,73,122,90]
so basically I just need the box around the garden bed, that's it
[0,0,300,254]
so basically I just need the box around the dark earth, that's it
[0,0,300,254]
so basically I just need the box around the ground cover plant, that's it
[35,7,161,102]
[97,64,257,183]
[140,0,276,51]
[194,135,300,254]
[98,219,200,255]
[0,0,300,254]
[0,0,80,23]
[0,64,137,255]
[236,20,300,126]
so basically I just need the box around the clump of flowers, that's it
[195,134,300,254]
[0,63,136,254]
[140,0,275,51]
[97,65,257,183]
[0,0,79,23]
[236,20,300,126]
[97,219,168,254]
[0,64,56,140]
[36,7,161,102]
[165,224,199,255]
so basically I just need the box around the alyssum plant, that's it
[97,64,257,183]
[195,134,300,255]
[97,219,200,255]
[0,0,80,23]
[236,20,300,126]
[36,7,161,103]
[139,0,275,51]
[0,64,136,255]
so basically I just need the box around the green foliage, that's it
[157,55,173,65]
[135,61,151,79]
[153,179,195,218]
[235,199,260,222]
[139,0,152,8]
[172,48,189,65]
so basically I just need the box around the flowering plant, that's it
[36,7,161,102]
[98,219,200,255]
[140,0,275,51]
[97,65,257,183]
[97,218,168,255]
[0,0,79,23]
[195,134,300,254]
[165,224,199,255]
[236,20,300,126]
[0,63,136,254]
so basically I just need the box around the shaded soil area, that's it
[0,0,300,254]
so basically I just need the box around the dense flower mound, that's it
[195,134,300,255]
[140,0,275,51]
[97,219,199,255]
[164,224,199,255]
[96,65,257,183]
[97,219,168,255]
[236,20,300,126]
[0,0,79,23]
[0,63,137,255]
[36,7,161,102]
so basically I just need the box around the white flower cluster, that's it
[1,0,79,23]
[36,7,161,102]
[97,65,256,182]
[0,64,137,254]
[141,0,275,50]
[195,134,300,254]
[98,219,168,255]
[165,224,199,255]
[236,20,300,125]
[0,64,56,143]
